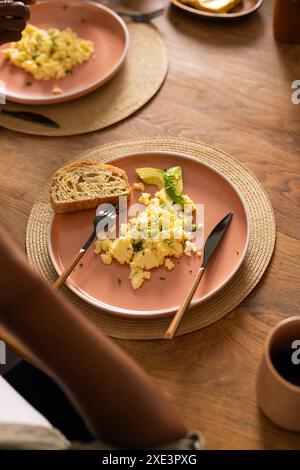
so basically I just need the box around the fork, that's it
[91,1,165,22]
[53,207,119,290]
[116,7,165,22]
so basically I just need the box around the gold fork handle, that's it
[164,266,205,340]
[53,249,86,291]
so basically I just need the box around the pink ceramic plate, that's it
[0,1,129,105]
[48,152,250,318]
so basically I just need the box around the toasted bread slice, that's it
[50,161,131,213]
[180,0,241,13]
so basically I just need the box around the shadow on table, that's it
[273,40,300,81]
[256,406,300,450]
[166,4,266,49]
[272,41,300,144]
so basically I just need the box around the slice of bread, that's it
[50,161,131,213]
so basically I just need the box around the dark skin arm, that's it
[0,227,187,448]
[0,1,35,45]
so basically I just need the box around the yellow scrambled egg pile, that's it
[2,24,94,81]
[95,191,199,290]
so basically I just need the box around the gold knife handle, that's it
[53,249,85,291]
[164,266,205,340]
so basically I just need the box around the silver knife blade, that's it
[202,212,233,268]
[0,109,60,129]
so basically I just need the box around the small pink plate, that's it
[48,151,250,318]
[0,1,129,105]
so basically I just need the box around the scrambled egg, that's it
[2,24,94,81]
[95,192,199,290]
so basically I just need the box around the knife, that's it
[0,109,60,129]
[164,212,233,339]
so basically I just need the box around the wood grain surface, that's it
[0,0,299,449]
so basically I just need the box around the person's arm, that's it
[0,227,187,448]
[0,1,35,46]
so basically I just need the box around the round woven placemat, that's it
[0,23,168,136]
[22,138,276,341]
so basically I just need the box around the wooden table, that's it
[0,0,299,449]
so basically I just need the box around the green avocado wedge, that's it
[164,166,185,206]
[136,166,186,206]
[135,167,165,189]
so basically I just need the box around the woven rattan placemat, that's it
[21,138,276,341]
[0,23,168,136]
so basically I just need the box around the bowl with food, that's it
[0,1,129,104]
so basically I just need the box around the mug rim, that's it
[265,316,300,393]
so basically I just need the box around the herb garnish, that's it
[132,240,144,252]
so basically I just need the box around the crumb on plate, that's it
[133,182,145,192]
[52,85,63,95]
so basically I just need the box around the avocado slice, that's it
[136,167,165,189]
[164,166,185,206]
[136,166,185,206]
